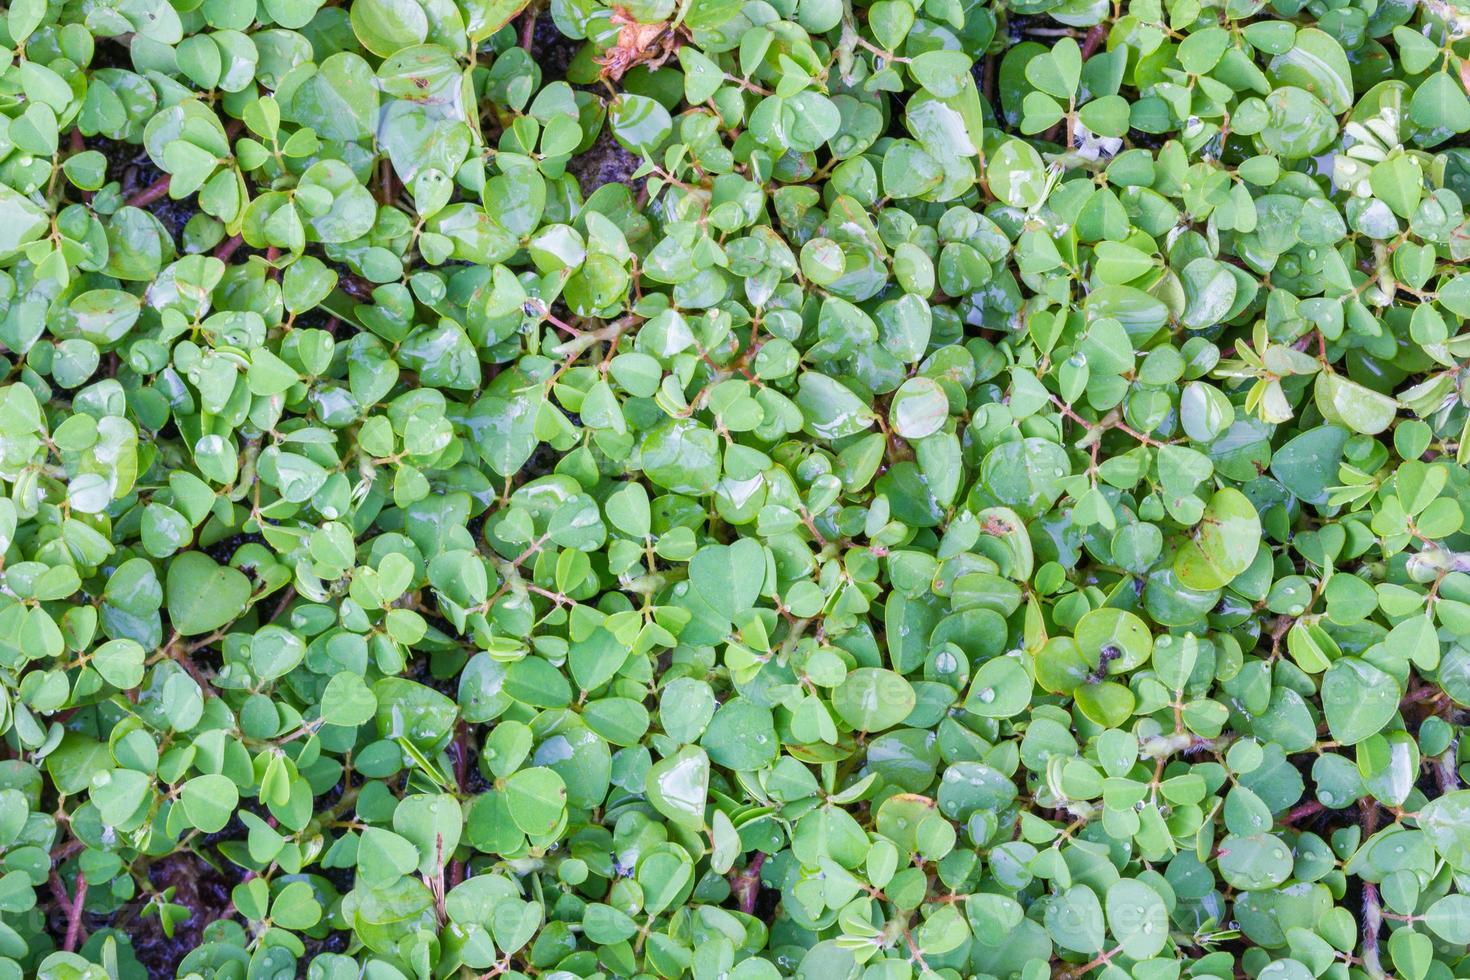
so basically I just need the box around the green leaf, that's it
[910,50,973,98]
[504,768,568,837]
[1424,895,1470,944]
[832,668,916,731]
[165,552,251,636]
[963,656,1032,717]
[393,793,464,871]
[645,746,709,831]
[689,539,765,621]
[1105,879,1168,958]
[1173,488,1261,590]
[1322,658,1399,745]
[181,774,239,833]
[1314,373,1398,435]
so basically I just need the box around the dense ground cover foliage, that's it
[4,0,1470,976]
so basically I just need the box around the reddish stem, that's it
[166,636,218,698]
[1081,24,1107,58]
[1434,751,1461,795]
[52,839,85,862]
[376,158,399,207]
[519,7,537,51]
[447,720,473,888]
[731,852,765,915]
[265,586,296,625]
[1285,799,1325,824]
[340,273,375,301]
[214,234,244,262]
[1402,682,1447,706]
[126,175,171,208]
[453,721,473,792]
[1362,880,1384,976]
[61,872,87,952]
[48,871,68,909]
[66,875,87,951]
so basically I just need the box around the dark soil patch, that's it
[1006,13,1079,44]
[198,811,249,850]
[288,302,347,335]
[532,14,584,85]
[406,654,463,703]
[753,883,780,921]
[202,532,266,564]
[89,37,135,71]
[300,929,352,961]
[314,858,359,898]
[464,751,493,793]
[145,195,200,240]
[522,14,644,198]
[519,442,565,483]
[85,135,146,190]
[85,135,198,238]
[566,131,643,197]
[126,852,235,978]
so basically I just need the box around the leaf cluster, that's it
[3,0,1470,978]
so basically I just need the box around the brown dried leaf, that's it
[595,7,676,81]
